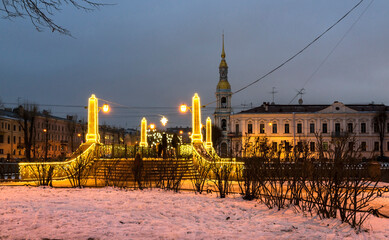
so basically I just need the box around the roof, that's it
[237,102,388,114]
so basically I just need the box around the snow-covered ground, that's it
[0,187,388,239]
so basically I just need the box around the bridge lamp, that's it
[149,123,156,130]
[180,104,188,113]
[102,104,110,113]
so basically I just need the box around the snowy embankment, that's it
[0,187,388,239]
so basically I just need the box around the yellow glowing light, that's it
[160,116,168,126]
[43,129,47,132]
[102,104,110,113]
[179,130,183,134]
[86,94,100,143]
[188,132,191,135]
[77,133,81,137]
[149,123,156,130]
[180,104,188,113]
[269,122,272,126]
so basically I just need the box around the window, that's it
[361,123,366,133]
[13,136,16,144]
[297,123,302,134]
[19,137,21,143]
[272,124,277,134]
[387,123,389,133]
[322,123,327,133]
[387,141,389,151]
[347,123,353,133]
[323,142,328,151]
[310,142,315,152]
[0,149,3,154]
[0,135,3,143]
[235,124,240,134]
[221,97,227,108]
[13,125,16,131]
[19,126,21,131]
[374,123,379,133]
[247,123,253,134]
[310,123,315,133]
[221,119,227,131]
[335,123,341,133]
[260,123,265,134]
[7,124,10,130]
[1,122,3,128]
[7,136,10,144]
[361,142,367,152]
[284,124,289,134]
[272,142,278,151]
[374,142,379,151]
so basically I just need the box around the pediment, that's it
[318,101,358,114]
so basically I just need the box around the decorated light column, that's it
[86,94,100,143]
[191,93,203,143]
[140,117,148,147]
[205,117,212,149]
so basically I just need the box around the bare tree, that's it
[1,0,105,35]
[373,107,388,160]
[16,104,38,161]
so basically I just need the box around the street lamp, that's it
[160,116,168,126]
[149,123,156,130]
[102,104,110,113]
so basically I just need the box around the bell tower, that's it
[214,34,232,156]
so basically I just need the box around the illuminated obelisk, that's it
[140,117,148,147]
[86,94,100,143]
[205,117,213,149]
[191,93,203,143]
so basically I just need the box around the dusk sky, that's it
[1,0,388,129]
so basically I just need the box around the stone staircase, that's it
[90,157,199,182]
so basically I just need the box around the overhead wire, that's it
[203,0,364,107]
[288,0,374,104]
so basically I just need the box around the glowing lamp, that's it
[160,116,168,126]
[180,104,188,113]
[150,123,156,130]
[179,130,183,134]
[102,104,110,113]
[43,129,47,133]
[269,122,272,126]
[77,133,81,137]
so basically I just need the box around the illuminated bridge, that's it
[2,94,242,185]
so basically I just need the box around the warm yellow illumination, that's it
[140,117,148,147]
[149,123,156,130]
[179,130,183,134]
[77,133,81,137]
[191,93,203,143]
[43,129,47,133]
[205,117,213,149]
[269,122,272,126]
[102,104,110,113]
[160,116,168,126]
[180,104,188,113]
[86,94,100,143]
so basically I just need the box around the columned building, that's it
[229,101,389,159]
[214,34,232,156]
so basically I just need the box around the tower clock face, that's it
[220,69,227,78]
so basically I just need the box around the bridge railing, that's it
[18,143,97,181]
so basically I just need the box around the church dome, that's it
[217,80,231,90]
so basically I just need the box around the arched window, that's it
[221,119,227,131]
[221,97,227,108]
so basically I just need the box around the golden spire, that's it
[221,33,226,59]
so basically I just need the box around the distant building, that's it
[212,37,389,159]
